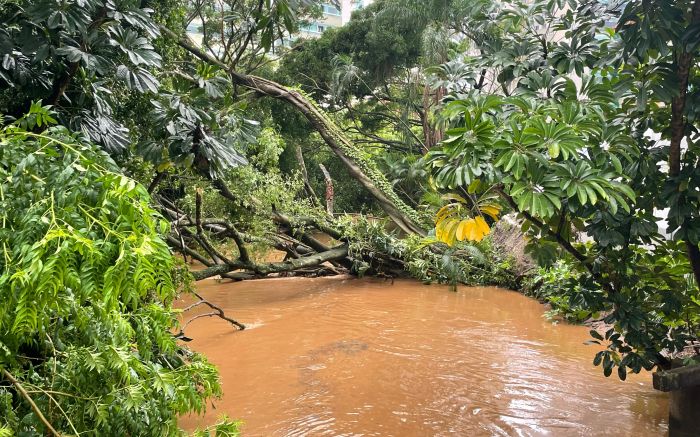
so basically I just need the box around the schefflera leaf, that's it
[434,192,501,245]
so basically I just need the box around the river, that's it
[179,276,668,436]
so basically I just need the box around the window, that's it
[322,4,340,15]
[300,23,327,34]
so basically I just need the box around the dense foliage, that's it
[338,215,519,290]
[0,112,237,434]
[276,0,700,377]
[0,0,166,151]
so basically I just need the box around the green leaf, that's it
[590,330,604,341]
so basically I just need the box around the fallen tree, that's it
[154,182,406,283]
[151,171,517,300]
[159,26,426,235]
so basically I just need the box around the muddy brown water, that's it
[179,277,668,436]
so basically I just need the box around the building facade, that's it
[298,3,343,38]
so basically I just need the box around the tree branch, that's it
[180,290,245,331]
[147,171,167,194]
[1,368,60,436]
[166,235,213,266]
[497,187,616,295]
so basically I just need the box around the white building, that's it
[187,2,374,51]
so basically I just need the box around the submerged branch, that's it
[180,290,246,331]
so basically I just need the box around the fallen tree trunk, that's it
[159,26,426,235]
[154,181,408,283]
[192,244,350,280]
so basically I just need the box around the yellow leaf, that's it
[472,216,491,242]
[435,204,454,224]
[444,219,460,246]
[435,220,446,241]
[436,218,455,244]
[456,220,469,241]
[480,205,501,221]
[466,219,479,241]
[476,215,490,233]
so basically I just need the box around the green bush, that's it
[525,261,607,323]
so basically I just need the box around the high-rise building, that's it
[298,3,343,38]
[279,1,371,48]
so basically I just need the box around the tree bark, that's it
[421,84,444,150]
[669,0,700,290]
[318,163,334,215]
[294,143,320,206]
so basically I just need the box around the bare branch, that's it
[181,290,245,331]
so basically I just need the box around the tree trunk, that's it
[294,143,320,206]
[192,244,349,280]
[421,84,445,150]
[318,163,334,215]
[669,0,700,291]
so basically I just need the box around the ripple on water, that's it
[179,277,668,436]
